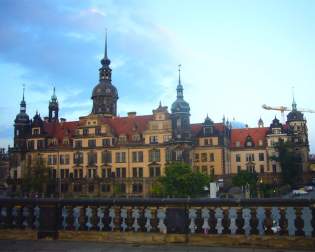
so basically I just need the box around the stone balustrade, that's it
[0,198,314,248]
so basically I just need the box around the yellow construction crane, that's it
[262,104,315,122]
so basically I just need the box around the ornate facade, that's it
[9,36,310,197]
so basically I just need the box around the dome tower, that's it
[91,31,118,116]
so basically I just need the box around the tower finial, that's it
[22,83,25,101]
[105,29,108,60]
[178,64,181,85]
[292,86,297,111]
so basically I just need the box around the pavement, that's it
[0,240,311,252]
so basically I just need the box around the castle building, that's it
[9,35,310,197]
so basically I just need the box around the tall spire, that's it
[51,86,57,102]
[292,86,297,111]
[20,84,26,112]
[176,64,183,99]
[101,29,111,67]
[104,29,108,60]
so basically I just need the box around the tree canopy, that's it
[21,155,51,194]
[272,140,302,186]
[152,162,212,198]
[232,170,258,197]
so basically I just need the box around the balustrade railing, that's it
[0,198,314,239]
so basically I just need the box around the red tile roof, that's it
[230,127,268,148]
[102,115,153,139]
[44,121,79,143]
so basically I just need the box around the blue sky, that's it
[0,0,314,152]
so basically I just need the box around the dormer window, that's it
[245,136,254,148]
[32,128,40,136]
[118,135,127,144]
[132,134,140,142]
[149,136,158,144]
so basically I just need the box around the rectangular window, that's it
[102,138,111,147]
[101,168,110,178]
[115,152,126,163]
[259,153,265,161]
[194,153,199,162]
[74,140,82,148]
[37,140,44,149]
[202,166,207,174]
[132,183,143,193]
[102,151,112,163]
[88,139,96,148]
[95,127,101,135]
[209,153,215,162]
[201,153,207,162]
[73,152,83,165]
[149,166,161,177]
[116,167,126,178]
[132,151,143,162]
[48,155,57,165]
[101,184,111,193]
[163,135,171,142]
[132,167,143,178]
[88,168,97,178]
[149,136,158,144]
[236,154,241,162]
[246,153,255,162]
[204,139,209,145]
[83,128,88,136]
[149,149,160,162]
[260,165,265,173]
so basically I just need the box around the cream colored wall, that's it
[192,147,224,175]
[230,149,268,174]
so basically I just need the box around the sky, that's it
[0,0,314,152]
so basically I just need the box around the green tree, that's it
[152,162,212,198]
[21,156,51,194]
[272,140,302,186]
[232,170,258,197]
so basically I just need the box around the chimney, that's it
[44,117,49,122]
[128,112,136,118]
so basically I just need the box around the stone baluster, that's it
[132,207,140,232]
[109,206,116,231]
[215,208,224,234]
[301,207,313,237]
[285,207,296,236]
[144,207,152,232]
[201,207,210,234]
[22,207,30,228]
[61,206,68,230]
[33,206,40,229]
[120,207,128,232]
[85,206,93,231]
[157,208,167,234]
[242,208,251,236]
[188,208,197,234]
[97,207,105,231]
[228,207,237,235]
[271,207,280,234]
[73,206,81,231]
[256,207,265,236]
[12,206,19,227]
[1,207,7,226]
